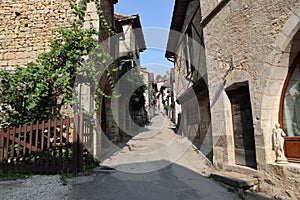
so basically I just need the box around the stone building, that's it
[156,74,172,116]
[140,68,156,120]
[0,0,119,159]
[0,0,117,71]
[113,13,147,137]
[166,0,212,160]
[166,0,300,198]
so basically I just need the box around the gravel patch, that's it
[0,175,71,200]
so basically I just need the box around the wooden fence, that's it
[0,113,91,174]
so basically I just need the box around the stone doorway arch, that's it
[260,6,300,163]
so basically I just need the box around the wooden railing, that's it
[0,113,90,174]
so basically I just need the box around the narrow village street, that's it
[66,113,254,200]
[0,113,270,200]
[1,1,300,199]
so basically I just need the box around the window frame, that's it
[279,53,300,136]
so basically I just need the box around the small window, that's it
[184,25,194,75]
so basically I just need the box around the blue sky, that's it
[115,0,175,77]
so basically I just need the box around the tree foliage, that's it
[0,0,117,128]
[156,74,162,81]
[0,24,97,127]
[119,54,147,111]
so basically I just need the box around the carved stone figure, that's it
[272,123,288,164]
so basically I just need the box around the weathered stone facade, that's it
[166,0,213,160]
[167,0,300,198]
[0,0,120,160]
[113,13,147,139]
[0,0,116,69]
[0,0,76,71]
[202,0,300,171]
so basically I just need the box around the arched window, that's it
[280,54,300,137]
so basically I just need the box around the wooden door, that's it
[229,86,257,168]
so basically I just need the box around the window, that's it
[184,25,195,75]
[281,56,300,137]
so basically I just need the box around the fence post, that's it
[78,113,84,172]
[72,114,79,173]
[0,129,4,162]
[64,117,70,172]
[72,113,84,172]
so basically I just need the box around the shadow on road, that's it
[68,159,272,200]
[70,112,272,199]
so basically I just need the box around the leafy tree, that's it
[156,74,162,81]
[0,24,97,127]
[0,0,116,128]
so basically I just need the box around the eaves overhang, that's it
[165,0,192,59]
[114,13,146,52]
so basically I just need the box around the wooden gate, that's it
[228,86,257,169]
[0,113,89,174]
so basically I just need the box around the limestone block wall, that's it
[0,0,77,71]
[0,0,118,158]
[0,0,115,71]
[200,1,300,197]
[201,0,300,168]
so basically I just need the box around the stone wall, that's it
[258,163,300,199]
[168,0,300,197]
[0,0,115,71]
[202,0,300,167]
[172,0,213,161]
[0,0,119,159]
[173,0,207,100]
[201,0,300,198]
[200,0,220,17]
[0,0,76,71]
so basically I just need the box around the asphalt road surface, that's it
[68,164,241,200]
[68,113,241,200]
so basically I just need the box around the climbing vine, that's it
[69,0,115,34]
[0,0,118,128]
[119,53,147,111]
[69,0,119,110]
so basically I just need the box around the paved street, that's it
[68,113,242,200]
[0,113,270,200]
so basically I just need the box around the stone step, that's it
[210,171,258,188]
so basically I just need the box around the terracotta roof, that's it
[114,13,138,20]
[114,13,146,52]
[114,13,140,24]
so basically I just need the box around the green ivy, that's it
[69,0,115,35]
